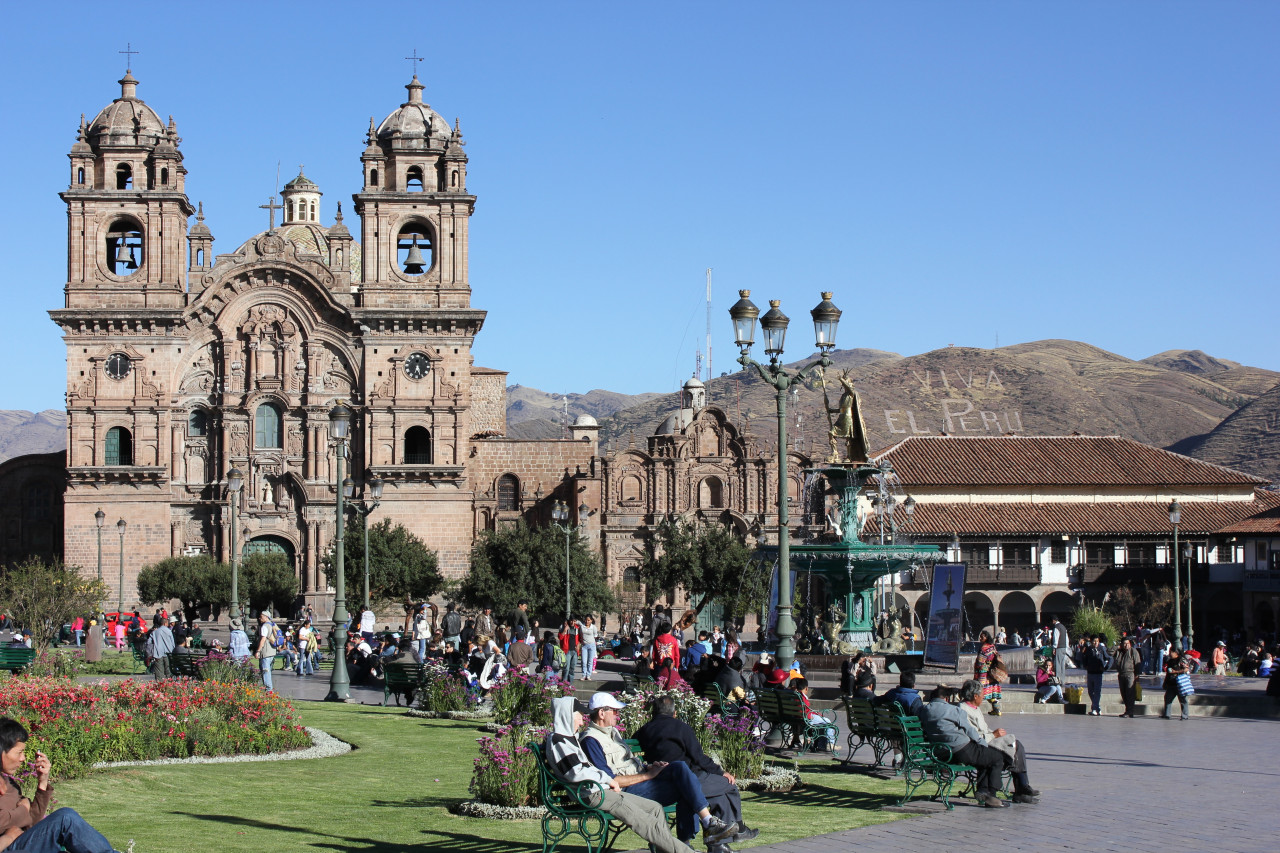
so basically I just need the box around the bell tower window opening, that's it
[115,163,132,190]
[396,224,433,276]
[497,474,520,511]
[287,201,295,221]
[105,426,133,466]
[77,167,85,185]
[255,403,282,449]
[451,169,459,188]
[370,168,379,187]
[105,219,144,277]
[160,167,168,185]
[309,200,316,221]
[404,426,432,464]
[405,166,424,192]
[188,410,208,437]
[195,248,204,267]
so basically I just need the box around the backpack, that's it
[552,645,567,670]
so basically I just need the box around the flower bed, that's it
[470,722,548,807]
[0,677,310,792]
[488,669,574,727]
[415,659,484,714]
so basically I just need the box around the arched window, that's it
[622,475,643,503]
[105,427,133,466]
[188,410,207,437]
[370,168,379,187]
[699,477,724,508]
[497,474,520,511]
[451,169,459,188]
[115,163,132,190]
[623,566,642,593]
[405,166,424,191]
[287,201,295,221]
[255,403,282,448]
[195,248,204,267]
[105,218,143,276]
[404,426,432,464]
[160,167,168,185]
[309,200,316,220]
[396,224,433,276]
[77,167,85,185]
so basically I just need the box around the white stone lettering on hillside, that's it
[884,404,1025,435]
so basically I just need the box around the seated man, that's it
[579,693,737,852]
[545,698,701,853]
[635,695,758,844]
[957,679,1040,804]
[918,685,1008,808]
[0,717,122,853]
[874,671,924,716]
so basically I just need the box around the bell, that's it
[126,246,139,270]
[403,236,426,275]
[114,241,130,265]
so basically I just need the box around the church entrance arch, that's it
[244,535,295,567]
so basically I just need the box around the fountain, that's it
[752,369,943,655]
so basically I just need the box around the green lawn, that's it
[58,703,909,853]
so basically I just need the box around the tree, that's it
[639,519,765,622]
[0,558,108,650]
[135,555,230,620]
[321,517,443,617]
[461,521,616,624]
[240,552,299,618]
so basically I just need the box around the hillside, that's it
[1169,382,1280,486]
[0,410,64,464]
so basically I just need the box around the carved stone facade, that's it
[44,71,612,614]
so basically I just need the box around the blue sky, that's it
[3,1,1277,412]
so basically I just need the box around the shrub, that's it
[24,649,84,679]
[195,650,260,684]
[489,669,574,726]
[470,723,546,807]
[615,684,711,742]
[1072,605,1119,648]
[705,710,765,779]
[416,659,480,713]
[0,677,310,794]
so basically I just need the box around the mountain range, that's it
[3,341,1277,484]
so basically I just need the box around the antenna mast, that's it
[705,268,713,383]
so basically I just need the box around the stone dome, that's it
[87,71,166,149]
[377,76,451,145]
[683,376,705,389]
[574,414,598,427]
[656,410,693,436]
[283,171,319,192]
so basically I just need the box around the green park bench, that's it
[383,661,426,706]
[167,651,204,680]
[894,714,1009,809]
[700,681,742,717]
[129,642,149,674]
[773,688,839,755]
[529,741,677,853]
[0,647,36,673]
[618,672,655,694]
[841,696,887,767]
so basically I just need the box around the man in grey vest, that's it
[1052,617,1070,680]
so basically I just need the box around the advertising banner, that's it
[923,563,967,670]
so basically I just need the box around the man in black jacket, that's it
[1081,635,1112,716]
[634,695,758,844]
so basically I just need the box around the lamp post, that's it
[1168,500,1183,646]
[326,402,353,702]
[550,500,579,622]
[353,475,383,611]
[728,290,841,673]
[1185,541,1195,650]
[95,509,105,583]
[116,518,127,615]
[227,467,245,621]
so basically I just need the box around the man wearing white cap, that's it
[580,693,737,852]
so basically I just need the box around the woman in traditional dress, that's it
[974,629,1003,716]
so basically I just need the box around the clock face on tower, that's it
[404,352,431,381]
[105,352,131,381]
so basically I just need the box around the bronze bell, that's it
[114,240,130,265]
[126,246,139,270]
[403,235,426,275]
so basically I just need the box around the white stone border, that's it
[405,709,496,721]
[91,727,350,769]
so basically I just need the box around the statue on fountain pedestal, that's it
[823,369,871,464]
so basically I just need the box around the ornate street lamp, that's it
[1168,500,1183,646]
[326,402,353,702]
[227,467,245,621]
[728,290,841,672]
[116,518,128,616]
[95,509,105,583]
[550,500,578,623]
[348,475,383,611]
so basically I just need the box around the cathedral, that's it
[12,68,802,619]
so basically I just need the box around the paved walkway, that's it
[735,711,1280,853]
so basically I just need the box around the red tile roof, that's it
[871,435,1265,488]
[869,491,1280,537]
[1217,499,1280,534]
